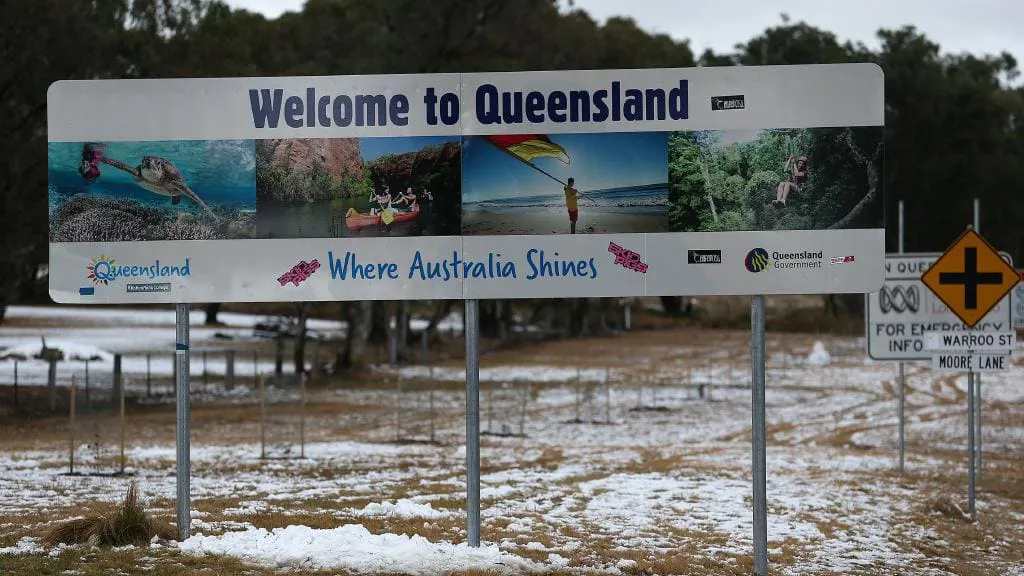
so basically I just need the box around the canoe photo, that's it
[48,140,257,242]
[254,136,461,239]
[460,131,669,236]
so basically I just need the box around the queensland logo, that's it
[830,255,855,265]
[86,255,190,285]
[87,256,116,285]
[744,248,771,273]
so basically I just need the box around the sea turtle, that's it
[82,143,219,220]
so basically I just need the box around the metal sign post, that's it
[464,299,481,548]
[751,295,768,576]
[897,200,905,473]
[920,226,1020,523]
[175,303,191,540]
[973,199,982,479]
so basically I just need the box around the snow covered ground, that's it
[1,306,1023,575]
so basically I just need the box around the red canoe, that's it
[345,203,420,230]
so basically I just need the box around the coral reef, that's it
[50,196,254,242]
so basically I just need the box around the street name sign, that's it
[866,253,1014,361]
[931,353,1010,372]
[921,228,1020,328]
[923,331,1016,353]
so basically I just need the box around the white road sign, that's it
[931,353,1010,372]
[867,253,1014,361]
[1014,272,1024,329]
[923,331,1016,353]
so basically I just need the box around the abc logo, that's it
[745,248,770,273]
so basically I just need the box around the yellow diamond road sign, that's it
[921,227,1020,328]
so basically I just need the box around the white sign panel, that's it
[931,353,1010,372]
[1015,271,1024,329]
[924,331,1016,352]
[867,253,1014,361]
[48,64,885,304]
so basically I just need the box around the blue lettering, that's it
[501,91,522,124]
[476,84,500,125]
[592,90,609,121]
[318,95,331,127]
[526,248,541,280]
[569,90,590,122]
[389,95,409,126]
[284,95,304,128]
[440,93,459,125]
[645,88,666,120]
[355,94,386,126]
[423,89,439,126]
[548,91,567,122]
[333,95,353,127]
[249,89,283,128]
[328,250,351,280]
[669,80,688,120]
[623,89,643,121]
[525,91,545,122]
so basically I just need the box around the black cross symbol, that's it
[938,247,1003,309]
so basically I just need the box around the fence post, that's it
[275,336,284,378]
[172,351,177,397]
[48,358,58,412]
[203,351,208,391]
[13,361,18,409]
[429,366,436,443]
[519,382,528,436]
[119,375,126,474]
[112,354,121,407]
[253,351,258,387]
[84,360,90,406]
[605,368,611,424]
[146,354,151,397]
[300,373,306,458]
[69,375,76,474]
[226,350,236,390]
[259,374,266,459]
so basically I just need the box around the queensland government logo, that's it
[744,248,771,273]
[86,255,191,289]
[745,248,823,273]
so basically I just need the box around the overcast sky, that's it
[226,0,1022,68]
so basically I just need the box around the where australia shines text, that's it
[327,250,599,282]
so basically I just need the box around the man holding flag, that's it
[564,177,580,234]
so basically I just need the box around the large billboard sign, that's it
[48,64,885,303]
[867,253,1014,361]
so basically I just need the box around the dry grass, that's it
[42,480,176,547]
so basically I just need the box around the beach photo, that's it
[255,136,461,239]
[460,132,669,235]
[668,126,884,233]
[48,140,257,242]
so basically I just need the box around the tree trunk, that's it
[338,301,373,370]
[830,129,883,230]
[368,301,390,344]
[293,304,309,376]
[661,296,684,315]
[204,303,221,325]
[425,300,453,341]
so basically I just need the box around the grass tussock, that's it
[42,480,176,547]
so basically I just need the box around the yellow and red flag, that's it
[485,134,570,165]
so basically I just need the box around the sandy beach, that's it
[462,209,669,235]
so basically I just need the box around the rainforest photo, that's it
[667,126,884,232]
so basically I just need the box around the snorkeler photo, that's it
[48,140,257,242]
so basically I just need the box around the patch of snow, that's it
[178,524,541,574]
[0,536,44,555]
[807,341,831,366]
[354,499,451,519]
